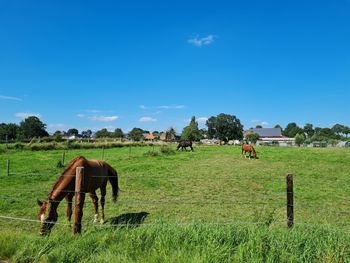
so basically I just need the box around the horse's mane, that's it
[48,156,86,199]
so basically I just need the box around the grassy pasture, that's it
[0,145,350,262]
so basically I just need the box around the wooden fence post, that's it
[6,160,10,176]
[129,145,131,159]
[74,167,85,234]
[287,173,294,228]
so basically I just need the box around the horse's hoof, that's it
[100,219,105,225]
[93,214,98,224]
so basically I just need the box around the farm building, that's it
[245,128,295,146]
[144,133,155,141]
[337,141,350,147]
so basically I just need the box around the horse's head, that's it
[37,199,58,236]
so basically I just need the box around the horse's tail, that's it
[107,166,119,203]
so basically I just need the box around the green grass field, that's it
[0,145,350,262]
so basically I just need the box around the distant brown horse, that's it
[177,141,194,151]
[36,156,119,235]
[241,143,257,159]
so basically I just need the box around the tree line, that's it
[0,114,349,144]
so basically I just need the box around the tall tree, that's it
[95,128,112,138]
[206,113,243,142]
[113,128,124,138]
[283,123,303,138]
[255,125,263,128]
[295,133,305,146]
[181,116,201,141]
[18,116,49,139]
[0,123,19,141]
[331,124,345,136]
[165,127,176,141]
[303,123,314,138]
[81,129,92,138]
[129,128,144,141]
[67,128,79,136]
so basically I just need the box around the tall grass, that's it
[0,224,349,262]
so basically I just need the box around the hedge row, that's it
[2,141,158,151]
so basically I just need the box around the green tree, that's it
[18,116,49,140]
[199,128,208,139]
[113,128,124,138]
[53,130,62,136]
[206,113,243,142]
[95,128,112,138]
[295,133,305,146]
[165,127,176,141]
[332,124,345,136]
[129,128,144,141]
[67,128,79,136]
[81,130,92,138]
[0,123,20,141]
[283,123,304,138]
[246,133,260,144]
[255,125,263,128]
[303,123,314,138]
[343,126,350,138]
[274,124,283,133]
[181,116,201,141]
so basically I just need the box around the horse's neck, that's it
[49,173,72,201]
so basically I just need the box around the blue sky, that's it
[0,0,349,133]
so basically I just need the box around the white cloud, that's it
[88,115,119,122]
[139,117,157,123]
[77,113,119,122]
[188,35,215,47]
[158,105,185,109]
[139,105,148,110]
[0,95,22,101]
[15,112,41,119]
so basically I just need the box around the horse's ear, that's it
[37,199,43,206]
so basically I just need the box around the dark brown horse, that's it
[177,141,194,151]
[36,156,119,235]
[241,143,257,159]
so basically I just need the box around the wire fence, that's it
[1,156,349,232]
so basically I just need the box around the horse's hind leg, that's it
[100,183,107,224]
[89,192,99,223]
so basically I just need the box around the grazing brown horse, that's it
[36,156,119,235]
[177,141,194,151]
[241,143,257,159]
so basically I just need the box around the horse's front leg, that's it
[89,192,99,223]
[73,193,85,234]
[65,193,74,224]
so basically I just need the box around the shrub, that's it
[143,150,160,157]
[160,145,175,155]
[13,143,25,150]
